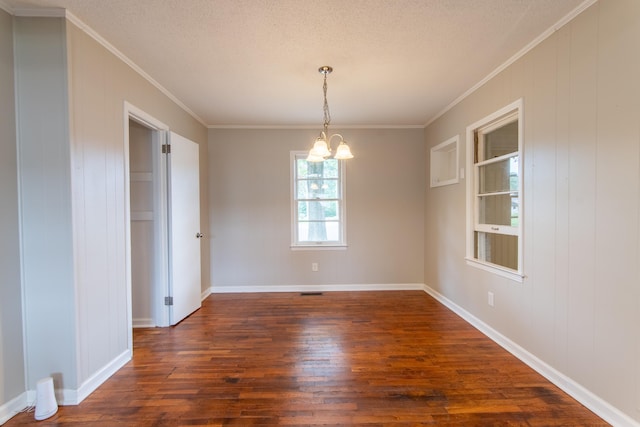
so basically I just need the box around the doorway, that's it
[128,118,165,328]
[124,103,203,354]
[126,108,170,334]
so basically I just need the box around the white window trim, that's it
[290,151,347,249]
[465,98,524,282]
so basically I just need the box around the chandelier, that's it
[306,66,354,162]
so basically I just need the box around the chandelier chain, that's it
[322,73,331,132]
[306,65,353,161]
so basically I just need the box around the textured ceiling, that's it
[4,0,588,127]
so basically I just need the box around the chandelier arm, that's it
[327,133,345,146]
[319,133,345,155]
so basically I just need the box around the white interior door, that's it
[167,132,202,325]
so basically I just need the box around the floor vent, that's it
[300,292,323,296]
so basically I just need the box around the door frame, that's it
[123,102,171,353]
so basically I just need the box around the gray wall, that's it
[0,8,26,408]
[14,15,78,393]
[9,14,209,400]
[208,128,425,289]
[424,0,640,422]
[66,18,209,388]
[5,0,638,424]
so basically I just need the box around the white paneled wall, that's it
[0,8,25,415]
[66,18,208,393]
[425,0,640,423]
[14,16,78,391]
[7,14,208,409]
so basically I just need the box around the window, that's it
[466,99,523,281]
[291,152,346,248]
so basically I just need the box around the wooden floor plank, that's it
[6,291,608,426]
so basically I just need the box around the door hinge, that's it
[162,144,171,154]
[164,296,173,306]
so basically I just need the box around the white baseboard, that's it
[133,318,155,328]
[11,287,630,425]
[2,350,132,424]
[201,287,212,300]
[422,284,640,427]
[74,349,131,404]
[208,283,425,294]
[0,392,28,425]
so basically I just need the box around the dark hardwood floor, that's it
[7,291,608,426]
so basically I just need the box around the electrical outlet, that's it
[488,292,494,307]
[312,262,318,272]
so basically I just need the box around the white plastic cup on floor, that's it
[34,377,58,420]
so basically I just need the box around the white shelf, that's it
[131,211,153,221]
[130,172,152,182]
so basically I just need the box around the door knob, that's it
[196,232,204,238]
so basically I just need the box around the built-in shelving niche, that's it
[130,172,154,220]
[430,135,459,188]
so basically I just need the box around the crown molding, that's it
[208,124,425,130]
[6,0,598,131]
[61,10,207,127]
[12,7,65,17]
[0,0,12,14]
[424,0,598,128]
[10,7,206,127]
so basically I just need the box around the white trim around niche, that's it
[430,135,459,188]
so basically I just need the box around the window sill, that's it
[465,258,524,283]
[291,244,347,251]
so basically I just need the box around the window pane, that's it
[479,156,518,194]
[297,200,339,221]
[319,159,338,178]
[298,221,340,242]
[296,179,338,199]
[511,197,520,227]
[483,120,518,158]
[296,159,309,179]
[297,158,338,179]
[292,151,345,247]
[474,232,518,270]
[478,194,518,226]
[468,103,521,276]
